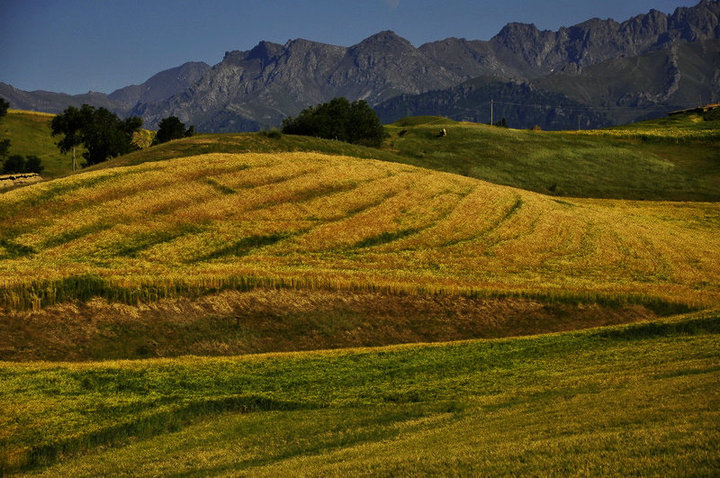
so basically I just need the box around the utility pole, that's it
[577,115,581,131]
[490,99,494,126]
[72,146,76,171]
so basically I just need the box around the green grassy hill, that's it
[382,114,720,201]
[4,109,719,200]
[1,110,73,178]
[2,311,718,476]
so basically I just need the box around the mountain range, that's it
[1,0,718,131]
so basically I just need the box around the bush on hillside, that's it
[1,155,43,174]
[259,128,282,139]
[154,116,194,144]
[281,98,386,147]
[703,108,720,121]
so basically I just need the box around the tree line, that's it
[50,107,193,169]
[1,95,385,174]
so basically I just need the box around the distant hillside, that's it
[0,83,118,115]
[374,77,612,129]
[0,61,209,117]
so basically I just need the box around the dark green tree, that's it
[0,97,8,118]
[282,98,385,147]
[24,155,44,174]
[154,116,193,144]
[51,105,142,167]
[50,105,84,170]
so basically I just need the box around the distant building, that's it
[668,102,720,116]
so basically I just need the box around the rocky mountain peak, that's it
[248,40,285,61]
[350,30,416,54]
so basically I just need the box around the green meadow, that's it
[2,312,718,476]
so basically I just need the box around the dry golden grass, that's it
[0,152,718,309]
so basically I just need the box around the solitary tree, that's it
[50,105,84,170]
[282,98,386,147]
[154,116,194,144]
[51,105,142,167]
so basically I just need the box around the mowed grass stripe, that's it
[1,152,719,309]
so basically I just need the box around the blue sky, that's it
[0,0,701,95]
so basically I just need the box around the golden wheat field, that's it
[1,152,719,309]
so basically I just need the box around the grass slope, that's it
[1,110,72,178]
[1,311,718,476]
[1,152,718,312]
[383,114,720,201]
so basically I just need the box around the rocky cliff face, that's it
[422,0,720,78]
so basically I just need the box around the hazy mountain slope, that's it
[0,82,119,114]
[0,62,211,116]
[107,61,210,108]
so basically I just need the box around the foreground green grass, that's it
[2,311,718,476]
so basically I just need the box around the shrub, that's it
[703,108,720,122]
[259,128,282,139]
[1,155,44,174]
[154,116,194,144]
